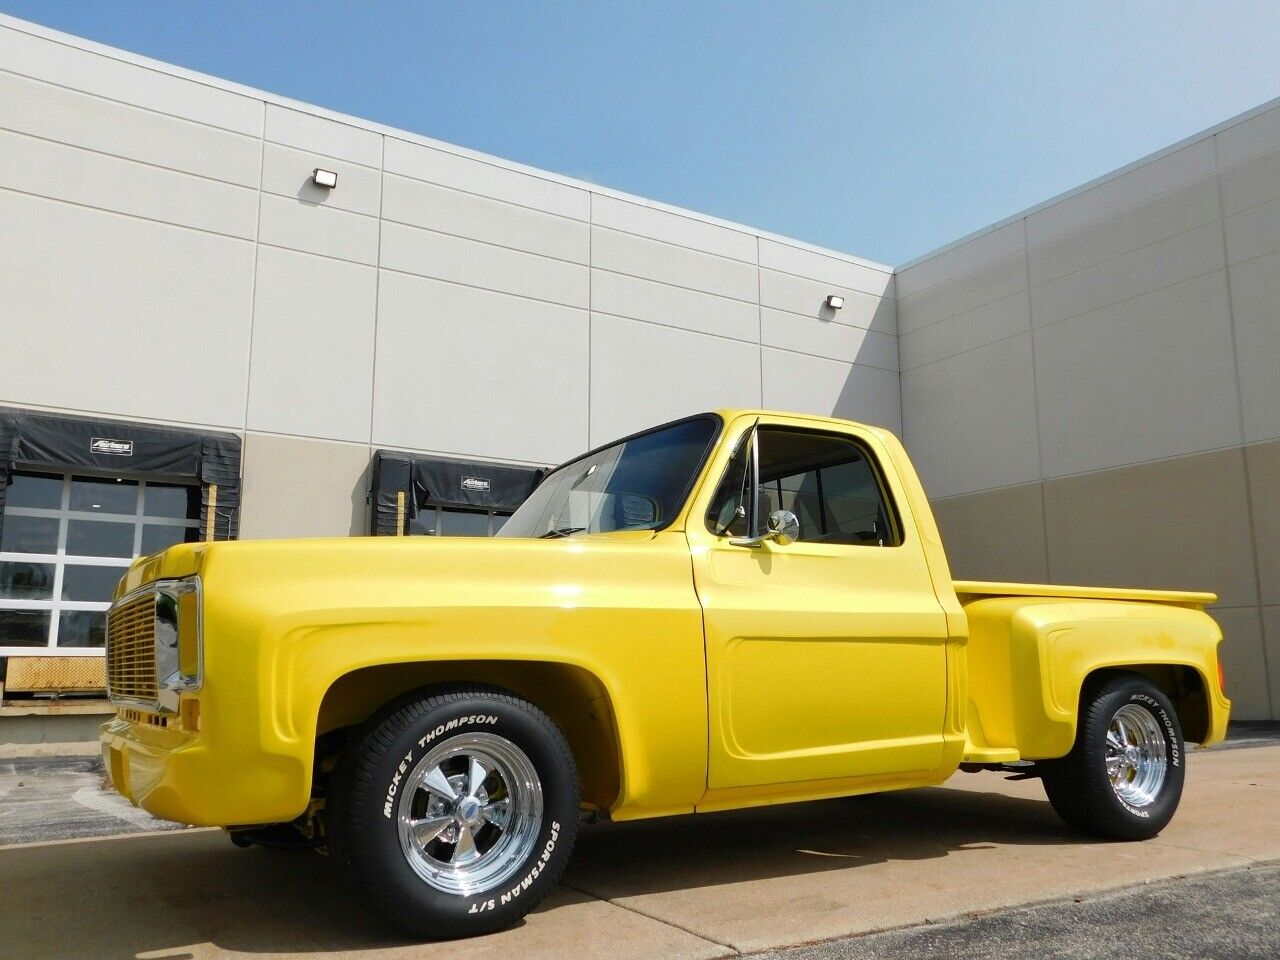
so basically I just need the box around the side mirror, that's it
[730,509,800,548]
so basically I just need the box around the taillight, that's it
[1217,657,1226,692]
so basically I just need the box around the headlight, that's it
[154,578,202,697]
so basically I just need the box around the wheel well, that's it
[1082,664,1211,743]
[315,660,622,811]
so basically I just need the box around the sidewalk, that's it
[1,743,1276,959]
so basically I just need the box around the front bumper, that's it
[101,711,308,827]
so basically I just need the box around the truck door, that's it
[688,417,949,791]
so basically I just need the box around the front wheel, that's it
[1041,674,1185,840]
[329,685,580,939]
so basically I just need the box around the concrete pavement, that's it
[1,743,1277,959]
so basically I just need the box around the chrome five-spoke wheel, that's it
[1105,702,1168,809]
[396,731,544,896]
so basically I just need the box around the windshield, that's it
[497,416,720,538]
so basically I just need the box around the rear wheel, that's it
[1042,674,1184,840]
[329,685,579,939]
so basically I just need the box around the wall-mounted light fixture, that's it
[312,168,338,189]
[824,294,845,310]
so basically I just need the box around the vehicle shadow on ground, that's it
[2,778,1087,959]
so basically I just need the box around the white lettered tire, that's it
[329,685,580,938]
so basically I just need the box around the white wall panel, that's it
[384,137,589,221]
[0,127,257,238]
[760,310,897,371]
[592,227,758,302]
[258,192,379,264]
[758,239,892,298]
[1227,251,1280,442]
[383,174,588,263]
[1033,271,1242,477]
[263,104,381,168]
[380,221,588,308]
[759,269,895,333]
[0,23,262,135]
[0,70,261,187]
[588,314,760,445]
[900,334,1042,499]
[896,221,1024,299]
[0,190,254,427]
[260,142,381,217]
[899,291,1030,371]
[762,349,901,434]
[591,194,758,262]
[246,247,377,442]
[590,270,758,342]
[897,254,1027,334]
[373,271,589,463]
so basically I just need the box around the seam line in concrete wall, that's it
[588,264,758,307]
[264,134,380,173]
[382,169,585,225]
[381,213,589,267]
[756,235,764,407]
[0,75,262,186]
[1214,133,1274,703]
[239,105,267,452]
[1020,218,1052,580]
[761,300,892,338]
[0,182,256,245]
[587,191,594,447]
[366,134,387,450]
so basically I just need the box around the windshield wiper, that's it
[538,526,586,539]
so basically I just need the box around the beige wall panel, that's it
[383,137,589,221]
[1030,219,1225,329]
[1026,140,1216,246]
[1213,607,1271,721]
[245,247,377,442]
[760,309,898,371]
[1246,440,1280,606]
[373,272,589,464]
[759,270,895,334]
[900,334,1041,500]
[592,227,758,303]
[0,127,257,239]
[1262,606,1280,718]
[1218,142,1280,215]
[263,104,381,169]
[382,174,588,263]
[1227,252,1280,442]
[0,190,254,428]
[0,23,262,135]
[1033,271,1241,477]
[258,192,379,265]
[1224,194,1280,266]
[1027,176,1220,286]
[897,253,1027,333]
[239,433,371,539]
[896,221,1024,299]
[0,70,261,187]
[589,270,758,342]
[380,220,588,308]
[931,483,1049,583]
[757,240,893,298]
[1042,448,1258,607]
[1215,102,1280,170]
[591,194,758,262]
[260,142,382,217]
[899,291,1030,371]
[761,349,902,434]
[589,314,760,445]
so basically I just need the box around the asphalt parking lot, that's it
[0,730,1277,959]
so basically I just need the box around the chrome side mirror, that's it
[730,509,800,548]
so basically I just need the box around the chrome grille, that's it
[106,591,157,703]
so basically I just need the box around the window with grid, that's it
[0,471,201,655]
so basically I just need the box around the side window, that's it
[705,428,901,546]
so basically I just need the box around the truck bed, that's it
[954,580,1216,608]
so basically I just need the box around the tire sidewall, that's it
[1089,681,1185,831]
[345,693,576,935]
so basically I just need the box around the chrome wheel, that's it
[396,732,543,896]
[1105,703,1168,808]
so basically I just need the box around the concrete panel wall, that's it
[902,100,1280,718]
[0,17,896,553]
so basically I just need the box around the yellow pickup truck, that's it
[101,410,1230,938]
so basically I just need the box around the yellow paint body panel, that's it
[101,409,1231,828]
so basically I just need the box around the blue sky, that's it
[5,1,1280,265]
